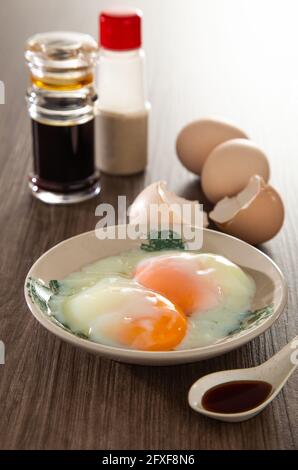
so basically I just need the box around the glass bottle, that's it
[96,11,150,175]
[25,31,100,204]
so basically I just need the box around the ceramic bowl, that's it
[24,226,287,365]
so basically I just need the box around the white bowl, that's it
[24,226,287,365]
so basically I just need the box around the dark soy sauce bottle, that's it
[25,32,100,204]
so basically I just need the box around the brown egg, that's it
[176,118,248,175]
[201,139,270,203]
[209,175,284,245]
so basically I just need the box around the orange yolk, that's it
[117,300,186,351]
[134,258,214,315]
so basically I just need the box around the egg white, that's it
[50,250,255,350]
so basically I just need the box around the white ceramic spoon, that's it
[188,336,298,422]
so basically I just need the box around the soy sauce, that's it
[31,119,97,193]
[202,380,272,414]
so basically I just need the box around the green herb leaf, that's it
[141,230,186,252]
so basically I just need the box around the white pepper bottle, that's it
[96,10,150,175]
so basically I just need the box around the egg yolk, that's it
[116,300,186,351]
[134,257,218,315]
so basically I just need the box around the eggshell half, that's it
[201,139,270,203]
[176,118,248,176]
[209,175,284,245]
[129,180,208,228]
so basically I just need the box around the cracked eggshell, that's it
[176,118,248,176]
[209,175,284,245]
[201,138,270,203]
[128,181,208,228]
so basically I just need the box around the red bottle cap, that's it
[99,11,142,51]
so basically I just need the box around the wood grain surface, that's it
[0,0,297,450]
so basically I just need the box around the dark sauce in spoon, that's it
[202,380,272,414]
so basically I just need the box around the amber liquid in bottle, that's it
[31,73,93,91]
[31,119,97,193]
[25,31,100,203]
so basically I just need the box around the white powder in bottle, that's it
[96,10,150,175]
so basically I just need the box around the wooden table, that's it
[0,0,297,450]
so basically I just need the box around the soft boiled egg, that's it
[51,277,186,351]
[50,250,255,351]
[134,252,255,317]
